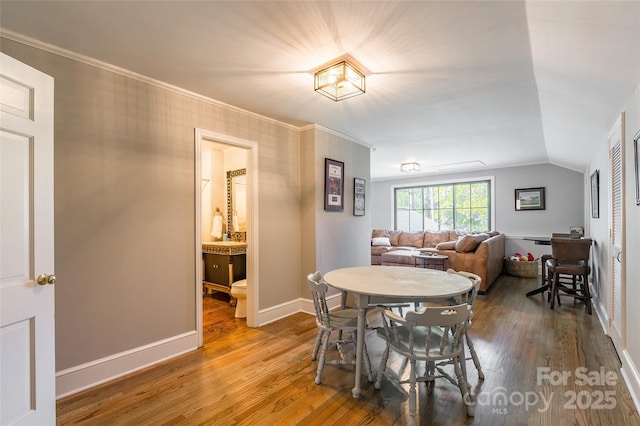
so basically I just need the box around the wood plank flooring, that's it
[57,275,640,425]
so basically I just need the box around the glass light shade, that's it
[314,61,366,101]
[400,162,420,173]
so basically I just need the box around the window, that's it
[394,180,491,232]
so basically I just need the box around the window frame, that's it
[391,176,495,231]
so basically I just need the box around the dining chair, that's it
[307,271,373,385]
[547,238,593,314]
[540,233,578,303]
[444,270,484,380]
[374,303,474,424]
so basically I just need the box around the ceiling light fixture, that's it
[401,162,420,173]
[314,60,366,101]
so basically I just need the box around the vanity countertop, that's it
[202,241,247,255]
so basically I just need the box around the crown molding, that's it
[0,28,300,132]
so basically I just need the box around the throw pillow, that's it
[371,237,391,246]
[435,241,457,250]
[455,233,489,253]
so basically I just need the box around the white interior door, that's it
[609,116,625,352]
[0,53,55,425]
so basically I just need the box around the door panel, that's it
[0,53,55,425]
[609,116,625,352]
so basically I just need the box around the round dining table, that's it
[323,265,473,398]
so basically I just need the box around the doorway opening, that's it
[194,129,259,348]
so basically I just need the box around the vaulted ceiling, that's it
[1,1,638,180]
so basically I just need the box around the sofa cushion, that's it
[455,233,489,253]
[423,230,452,247]
[398,231,424,248]
[381,250,417,266]
[435,240,457,250]
[371,237,391,246]
[388,230,401,246]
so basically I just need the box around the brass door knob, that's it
[37,274,56,285]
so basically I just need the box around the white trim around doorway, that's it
[195,129,260,347]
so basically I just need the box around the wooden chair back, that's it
[307,272,332,329]
[550,238,592,263]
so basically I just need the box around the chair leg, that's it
[408,359,418,426]
[315,330,331,385]
[311,329,324,361]
[454,354,474,417]
[374,346,389,389]
[549,273,557,310]
[582,273,592,315]
[465,329,484,379]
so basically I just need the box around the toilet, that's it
[230,279,247,318]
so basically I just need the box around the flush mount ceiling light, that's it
[401,162,420,173]
[314,60,366,101]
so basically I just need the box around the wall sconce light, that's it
[401,162,420,173]
[314,60,366,101]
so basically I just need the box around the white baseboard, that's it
[55,331,198,399]
[56,295,339,399]
[621,349,640,416]
[256,293,340,325]
[590,285,610,336]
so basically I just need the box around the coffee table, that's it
[413,252,448,270]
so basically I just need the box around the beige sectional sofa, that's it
[371,229,505,293]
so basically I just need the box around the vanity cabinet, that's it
[202,242,246,296]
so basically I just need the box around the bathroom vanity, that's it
[202,241,247,297]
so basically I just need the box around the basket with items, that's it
[504,252,538,278]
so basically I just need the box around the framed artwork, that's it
[591,170,599,218]
[324,158,344,211]
[514,187,545,211]
[354,178,365,216]
[635,130,640,205]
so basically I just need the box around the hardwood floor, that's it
[57,275,640,425]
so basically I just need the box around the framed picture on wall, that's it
[591,170,600,218]
[324,158,344,211]
[514,187,545,211]
[354,178,365,216]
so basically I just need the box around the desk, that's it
[323,265,472,398]
[523,236,551,245]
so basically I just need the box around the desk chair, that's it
[375,303,474,424]
[307,272,372,385]
[547,238,593,314]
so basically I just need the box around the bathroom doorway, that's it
[194,129,259,348]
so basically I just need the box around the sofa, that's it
[371,229,505,293]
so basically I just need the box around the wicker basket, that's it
[504,258,538,278]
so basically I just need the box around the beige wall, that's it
[299,127,371,298]
[1,38,307,371]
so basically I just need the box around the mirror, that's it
[226,168,247,237]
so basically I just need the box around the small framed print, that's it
[324,158,344,211]
[515,187,545,211]
[354,178,365,216]
[634,130,640,205]
[591,170,600,218]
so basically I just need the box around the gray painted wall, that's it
[1,39,303,371]
[370,163,584,236]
